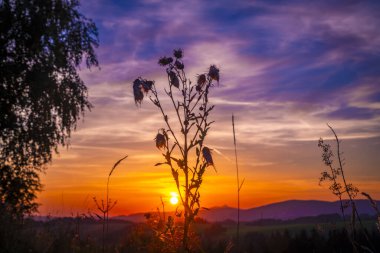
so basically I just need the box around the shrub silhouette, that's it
[132,49,219,251]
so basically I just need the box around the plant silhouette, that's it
[132,49,219,251]
[232,114,244,253]
[93,154,127,253]
[318,124,377,252]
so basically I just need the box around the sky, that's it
[38,0,380,216]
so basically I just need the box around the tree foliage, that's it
[0,165,40,219]
[0,0,99,170]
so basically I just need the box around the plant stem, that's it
[102,210,105,253]
[232,114,240,252]
[327,124,375,252]
[106,175,110,233]
[183,75,190,252]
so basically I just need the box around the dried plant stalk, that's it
[232,114,244,252]
[132,49,219,251]
[318,125,375,252]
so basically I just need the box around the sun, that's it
[169,192,179,205]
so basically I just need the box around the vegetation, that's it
[0,0,98,170]
[132,49,219,251]
[0,0,98,251]
[93,155,128,253]
[0,0,99,220]
[318,125,378,252]
[1,216,379,253]
[0,3,378,250]
[232,114,244,252]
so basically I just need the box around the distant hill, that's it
[113,199,379,223]
[199,199,380,222]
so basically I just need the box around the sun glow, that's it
[169,192,179,205]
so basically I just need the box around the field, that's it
[1,214,379,253]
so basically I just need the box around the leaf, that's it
[171,168,179,189]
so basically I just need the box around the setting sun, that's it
[170,192,179,205]
[4,0,380,252]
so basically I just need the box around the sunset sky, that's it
[38,0,380,216]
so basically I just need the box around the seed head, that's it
[155,132,167,149]
[208,65,219,83]
[318,138,333,166]
[158,56,173,66]
[142,80,154,93]
[133,79,144,105]
[196,74,206,92]
[173,48,183,59]
[168,71,180,88]
[174,60,184,70]
[202,147,214,167]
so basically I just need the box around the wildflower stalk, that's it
[327,125,375,250]
[319,125,376,252]
[132,49,219,251]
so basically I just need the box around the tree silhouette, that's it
[0,0,98,218]
[0,165,40,219]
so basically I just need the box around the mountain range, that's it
[113,199,379,223]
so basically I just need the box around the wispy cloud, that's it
[39,0,380,214]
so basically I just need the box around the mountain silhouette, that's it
[113,199,379,223]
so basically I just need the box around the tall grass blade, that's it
[109,155,129,177]
[232,114,243,252]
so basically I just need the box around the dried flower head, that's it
[208,65,219,83]
[158,56,173,66]
[318,138,333,166]
[155,130,167,149]
[173,48,183,59]
[168,71,180,88]
[202,147,214,167]
[133,78,144,105]
[142,80,154,93]
[175,60,184,70]
[196,74,206,92]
